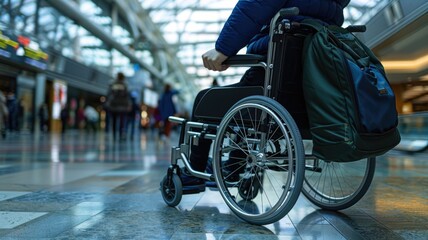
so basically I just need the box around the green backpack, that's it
[301,19,401,162]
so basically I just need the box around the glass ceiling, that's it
[139,0,390,89]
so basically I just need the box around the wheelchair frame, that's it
[160,8,376,225]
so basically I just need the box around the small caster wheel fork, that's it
[161,165,183,207]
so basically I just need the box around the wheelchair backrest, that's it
[269,23,312,139]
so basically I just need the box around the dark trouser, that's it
[111,112,126,139]
[189,67,265,172]
[126,114,136,138]
[61,119,67,133]
[86,120,97,132]
[163,119,173,137]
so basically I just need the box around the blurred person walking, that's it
[60,104,69,134]
[158,84,178,140]
[125,92,140,140]
[152,102,163,137]
[6,91,17,132]
[0,91,8,139]
[84,105,99,133]
[16,98,24,132]
[38,103,49,132]
[105,72,131,141]
[76,104,86,130]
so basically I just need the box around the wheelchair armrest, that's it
[279,7,299,18]
[223,54,266,66]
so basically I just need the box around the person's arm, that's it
[172,89,179,95]
[202,0,287,71]
[202,49,228,71]
[216,0,288,57]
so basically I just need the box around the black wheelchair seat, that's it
[194,86,264,123]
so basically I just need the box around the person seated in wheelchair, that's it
[181,0,350,193]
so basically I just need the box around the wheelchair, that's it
[160,8,376,225]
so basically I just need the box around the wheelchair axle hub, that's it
[246,153,267,167]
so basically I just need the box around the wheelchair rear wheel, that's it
[302,156,376,210]
[212,96,305,225]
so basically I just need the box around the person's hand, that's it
[202,49,229,71]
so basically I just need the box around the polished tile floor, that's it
[0,130,426,239]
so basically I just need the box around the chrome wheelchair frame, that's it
[160,8,376,225]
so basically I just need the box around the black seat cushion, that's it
[194,86,264,123]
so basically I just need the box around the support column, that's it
[35,73,46,133]
[110,4,118,76]
[391,83,406,114]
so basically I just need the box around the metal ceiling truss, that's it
[140,0,392,87]
[112,0,197,100]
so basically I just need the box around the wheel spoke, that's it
[302,157,375,210]
[212,96,305,225]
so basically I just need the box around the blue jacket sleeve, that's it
[215,0,288,57]
[215,0,350,56]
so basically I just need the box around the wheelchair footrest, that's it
[183,188,205,195]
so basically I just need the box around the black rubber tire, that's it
[302,156,376,210]
[160,174,183,207]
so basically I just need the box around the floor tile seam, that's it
[8,188,108,202]
[371,180,416,192]
[0,192,34,202]
[289,214,307,239]
[377,168,428,176]
[0,185,50,194]
[0,164,49,177]
[37,213,96,238]
[359,208,409,238]
[192,192,215,211]
[0,211,52,236]
[0,165,98,179]
[3,211,99,238]
[321,215,366,240]
[30,164,135,189]
[2,182,52,187]
[219,233,301,239]
[379,182,427,200]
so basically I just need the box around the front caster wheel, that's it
[238,175,261,201]
[161,174,182,207]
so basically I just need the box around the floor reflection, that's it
[0,130,426,239]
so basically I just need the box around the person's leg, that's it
[105,111,110,133]
[164,119,172,137]
[62,120,66,133]
[119,113,126,140]
[238,66,265,86]
[185,81,246,182]
[90,121,96,132]
[206,67,266,182]
[189,88,212,172]
[111,113,118,140]
[181,67,265,190]
[0,116,5,138]
[178,88,213,192]
[129,115,135,139]
[189,67,265,171]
